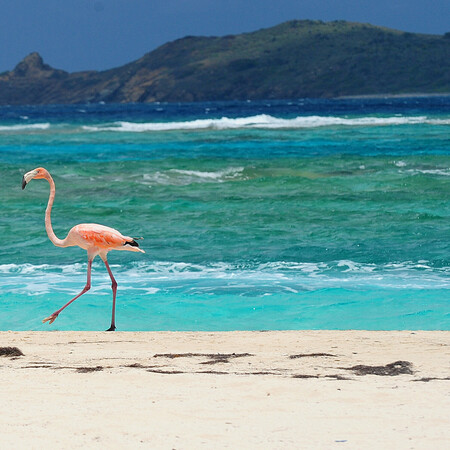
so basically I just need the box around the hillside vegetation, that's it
[1,20,449,104]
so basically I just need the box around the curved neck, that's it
[45,174,66,247]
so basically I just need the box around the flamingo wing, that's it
[70,224,144,252]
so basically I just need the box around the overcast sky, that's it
[1,0,449,73]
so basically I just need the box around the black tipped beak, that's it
[22,176,27,190]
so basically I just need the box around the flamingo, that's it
[22,167,144,331]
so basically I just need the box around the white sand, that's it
[0,331,449,449]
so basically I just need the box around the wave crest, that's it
[2,260,448,296]
[82,115,450,132]
[2,115,448,134]
[142,167,245,185]
[0,123,50,132]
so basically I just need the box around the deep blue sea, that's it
[0,97,449,331]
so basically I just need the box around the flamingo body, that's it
[22,167,144,330]
[67,223,144,256]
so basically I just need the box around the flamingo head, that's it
[22,167,49,189]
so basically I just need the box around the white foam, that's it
[142,167,245,186]
[81,115,449,132]
[404,168,450,177]
[337,260,376,273]
[0,123,51,132]
[170,168,243,179]
[415,169,450,176]
[2,260,449,295]
[426,118,450,125]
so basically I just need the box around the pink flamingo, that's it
[22,167,144,331]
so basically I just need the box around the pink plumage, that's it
[69,223,144,255]
[22,167,145,331]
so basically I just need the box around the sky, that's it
[1,0,449,73]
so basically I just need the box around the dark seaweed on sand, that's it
[344,361,413,376]
[153,353,252,359]
[153,352,253,364]
[76,366,104,373]
[289,353,336,359]
[0,346,24,357]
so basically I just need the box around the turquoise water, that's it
[1,98,449,330]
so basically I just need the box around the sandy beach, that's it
[1,331,449,449]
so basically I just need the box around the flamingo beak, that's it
[22,169,38,190]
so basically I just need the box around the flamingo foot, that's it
[42,313,59,324]
[106,325,116,332]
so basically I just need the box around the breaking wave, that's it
[82,115,450,132]
[2,260,448,296]
[0,123,51,132]
[141,167,246,186]
[1,115,448,134]
[405,168,450,177]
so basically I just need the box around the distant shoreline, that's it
[335,92,450,99]
[0,93,449,108]
[2,20,449,105]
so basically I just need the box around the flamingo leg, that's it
[103,258,117,331]
[43,259,93,325]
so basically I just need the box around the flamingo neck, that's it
[45,174,67,247]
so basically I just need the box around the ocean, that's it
[0,97,449,331]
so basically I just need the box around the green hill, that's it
[1,20,449,104]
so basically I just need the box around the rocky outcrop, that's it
[0,21,449,104]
